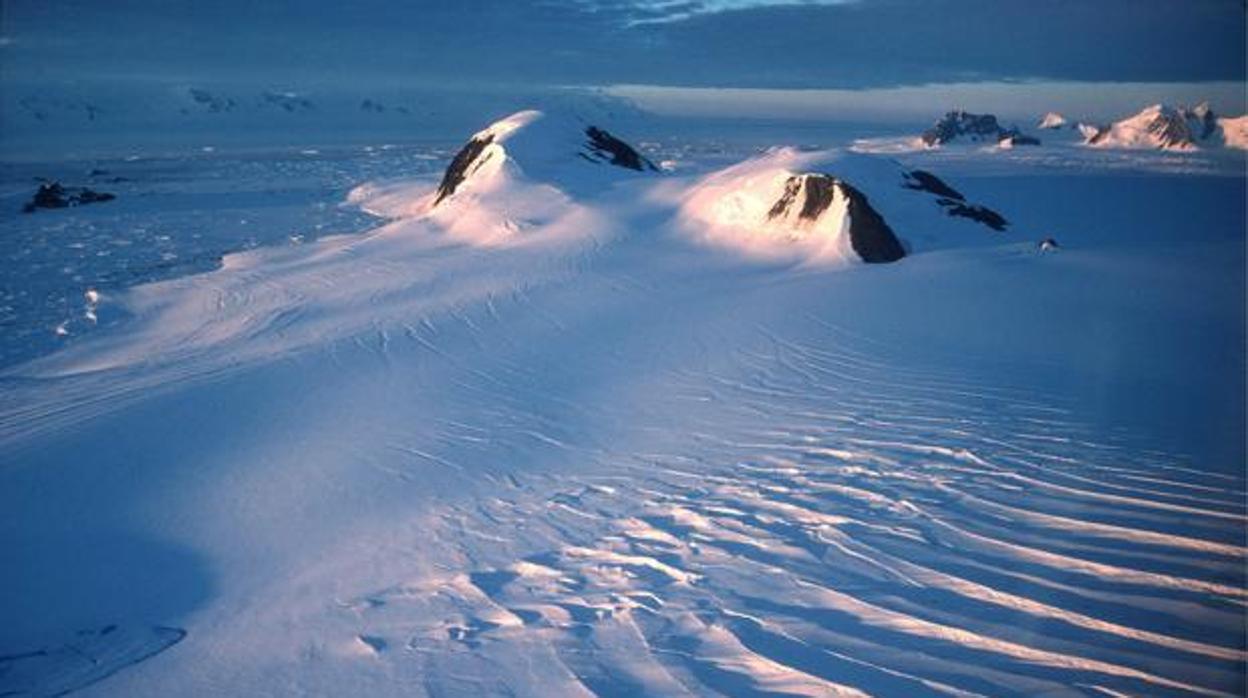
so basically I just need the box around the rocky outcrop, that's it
[22,182,116,213]
[188,88,236,113]
[767,174,905,263]
[921,111,1040,148]
[901,169,964,200]
[583,126,656,172]
[431,112,656,208]
[434,133,496,205]
[902,169,1008,231]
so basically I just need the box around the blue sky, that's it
[1,0,1245,119]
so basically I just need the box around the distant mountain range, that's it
[919,103,1247,151]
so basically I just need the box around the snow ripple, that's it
[335,327,1245,697]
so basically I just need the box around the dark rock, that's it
[767,176,803,220]
[261,91,314,113]
[22,182,116,213]
[922,111,1002,146]
[767,174,905,264]
[584,126,657,172]
[998,129,1041,146]
[902,170,964,200]
[188,88,235,113]
[1196,107,1218,140]
[433,133,496,205]
[938,199,1008,231]
[1149,112,1193,149]
[903,169,1008,231]
[433,119,655,207]
[922,110,1040,147]
[839,181,907,263]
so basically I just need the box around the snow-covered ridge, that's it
[1084,103,1247,151]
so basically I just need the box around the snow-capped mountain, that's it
[431,109,656,208]
[1084,103,1247,150]
[349,110,1011,266]
[677,146,1009,265]
[350,110,659,244]
[921,110,1040,147]
[1038,112,1069,129]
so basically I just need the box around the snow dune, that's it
[0,110,1244,697]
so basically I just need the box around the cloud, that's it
[606,80,1248,122]
[561,0,859,26]
[1,0,1242,89]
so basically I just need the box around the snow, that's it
[1038,112,1068,129]
[0,108,1245,697]
[676,148,863,265]
[1220,114,1248,150]
[1085,102,1248,151]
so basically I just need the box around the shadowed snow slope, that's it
[0,110,1244,697]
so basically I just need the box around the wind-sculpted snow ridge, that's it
[312,325,1246,697]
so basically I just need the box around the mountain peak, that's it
[921,110,1040,147]
[1085,102,1241,150]
[1038,112,1068,129]
[432,110,656,207]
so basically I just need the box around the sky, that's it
[1,0,1245,121]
